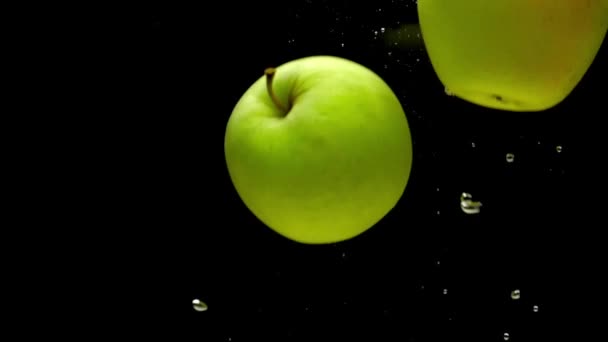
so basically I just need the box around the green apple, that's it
[418,0,608,111]
[224,56,413,244]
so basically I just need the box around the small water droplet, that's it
[533,305,539,312]
[436,210,441,215]
[445,87,453,96]
[416,58,420,62]
[436,187,440,192]
[436,260,441,266]
[503,332,510,341]
[384,64,388,69]
[381,27,385,33]
[341,252,346,258]
[341,43,345,47]
[511,289,521,300]
[471,142,476,148]
[388,51,392,56]
[443,289,448,295]
[460,192,482,214]
[192,299,208,312]
[506,153,515,163]
[556,145,562,153]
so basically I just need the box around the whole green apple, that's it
[418,0,608,111]
[224,56,413,244]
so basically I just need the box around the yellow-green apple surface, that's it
[224,56,413,244]
[418,0,608,112]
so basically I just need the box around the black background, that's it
[124,1,605,340]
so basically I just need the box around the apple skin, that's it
[224,56,413,244]
[418,0,608,112]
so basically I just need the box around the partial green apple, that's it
[418,0,608,111]
[224,56,413,244]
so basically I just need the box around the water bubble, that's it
[384,64,388,69]
[503,332,510,341]
[471,142,476,148]
[192,299,208,312]
[443,289,448,295]
[533,305,539,312]
[460,192,482,214]
[506,153,515,163]
[511,289,521,300]
[341,43,345,47]
[416,58,420,62]
[388,51,392,56]
[556,145,562,153]
[374,30,378,35]
[381,27,385,33]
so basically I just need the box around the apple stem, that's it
[264,67,289,113]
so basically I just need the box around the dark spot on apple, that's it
[492,94,504,102]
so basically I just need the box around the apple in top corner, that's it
[418,0,608,112]
[224,56,413,244]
